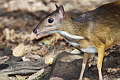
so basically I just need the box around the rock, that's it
[50,52,85,80]
[51,59,82,80]
[56,52,82,62]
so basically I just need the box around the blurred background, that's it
[0,0,119,80]
[0,0,117,53]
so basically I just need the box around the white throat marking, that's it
[49,31,85,39]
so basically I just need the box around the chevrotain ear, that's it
[58,5,65,18]
[55,4,59,9]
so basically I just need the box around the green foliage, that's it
[17,78,25,80]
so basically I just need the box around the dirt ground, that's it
[0,0,120,80]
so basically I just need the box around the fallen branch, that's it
[0,59,48,75]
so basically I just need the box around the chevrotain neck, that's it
[59,14,88,37]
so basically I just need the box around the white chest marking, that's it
[49,31,85,39]
[64,38,78,47]
[81,47,98,53]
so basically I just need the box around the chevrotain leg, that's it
[97,45,105,80]
[78,53,90,80]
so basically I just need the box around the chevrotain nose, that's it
[33,28,39,34]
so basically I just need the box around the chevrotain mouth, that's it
[35,30,56,38]
[33,28,48,35]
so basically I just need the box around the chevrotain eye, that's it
[48,18,54,23]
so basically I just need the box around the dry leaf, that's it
[22,56,30,61]
[45,57,54,65]
[44,51,55,65]
[12,43,25,57]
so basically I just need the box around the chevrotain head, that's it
[33,4,65,36]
